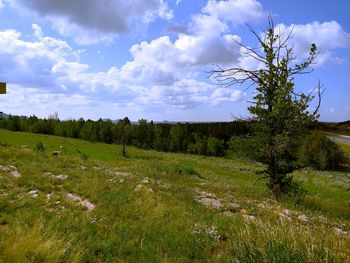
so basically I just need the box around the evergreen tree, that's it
[211,18,322,196]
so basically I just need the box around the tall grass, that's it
[226,221,349,263]
[0,220,83,263]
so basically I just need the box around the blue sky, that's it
[0,0,349,122]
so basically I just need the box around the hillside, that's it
[0,129,349,262]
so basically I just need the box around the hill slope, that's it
[0,129,349,262]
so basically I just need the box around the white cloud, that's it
[0,0,4,9]
[203,0,266,24]
[12,0,173,44]
[275,21,350,65]
[210,87,244,105]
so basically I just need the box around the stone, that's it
[278,212,292,222]
[42,172,53,177]
[239,209,248,214]
[9,170,21,178]
[318,215,327,223]
[66,193,95,211]
[242,214,256,222]
[29,190,39,195]
[52,151,61,157]
[29,190,39,198]
[282,209,293,216]
[47,192,54,200]
[198,197,223,209]
[20,145,30,149]
[134,184,143,191]
[333,227,349,236]
[56,174,68,180]
[141,177,150,184]
[223,211,235,217]
[297,214,308,222]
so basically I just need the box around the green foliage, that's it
[34,141,45,152]
[76,149,89,160]
[206,136,225,156]
[299,132,348,170]
[212,18,320,196]
[177,165,199,176]
[227,135,264,161]
[168,123,189,152]
[187,133,207,155]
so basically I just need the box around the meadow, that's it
[0,128,349,262]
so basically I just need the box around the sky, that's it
[0,0,349,122]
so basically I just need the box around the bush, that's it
[34,141,45,152]
[298,132,348,170]
[177,165,199,176]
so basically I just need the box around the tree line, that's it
[0,114,251,157]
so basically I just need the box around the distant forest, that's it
[0,114,252,157]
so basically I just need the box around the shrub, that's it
[178,165,199,176]
[34,141,45,152]
[298,132,348,170]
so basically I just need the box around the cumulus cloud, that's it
[0,24,242,112]
[210,88,244,105]
[203,0,266,24]
[12,0,173,44]
[275,21,350,65]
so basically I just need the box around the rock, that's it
[242,214,256,222]
[198,197,223,209]
[258,203,268,210]
[66,193,95,211]
[333,227,349,236]
[42,172,53,177]
[278,212,292,222]
[20,145,30,149]
[52,151,61,157]
[47,192,54,200]
[297,214,308,222]
[282,209,293,216]
[148,188,155,193]
[318,215,327,223]
[134,184,143,191]
[9,170,21,178]
[29,190,39,198]
[229,203,240,209]
[223,211,235,217]
[239,209,248,214]
[56,174,68,180]
[142,177,150,184]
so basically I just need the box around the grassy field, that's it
[0,129,349,262]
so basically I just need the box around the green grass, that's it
[0,129,349,262]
